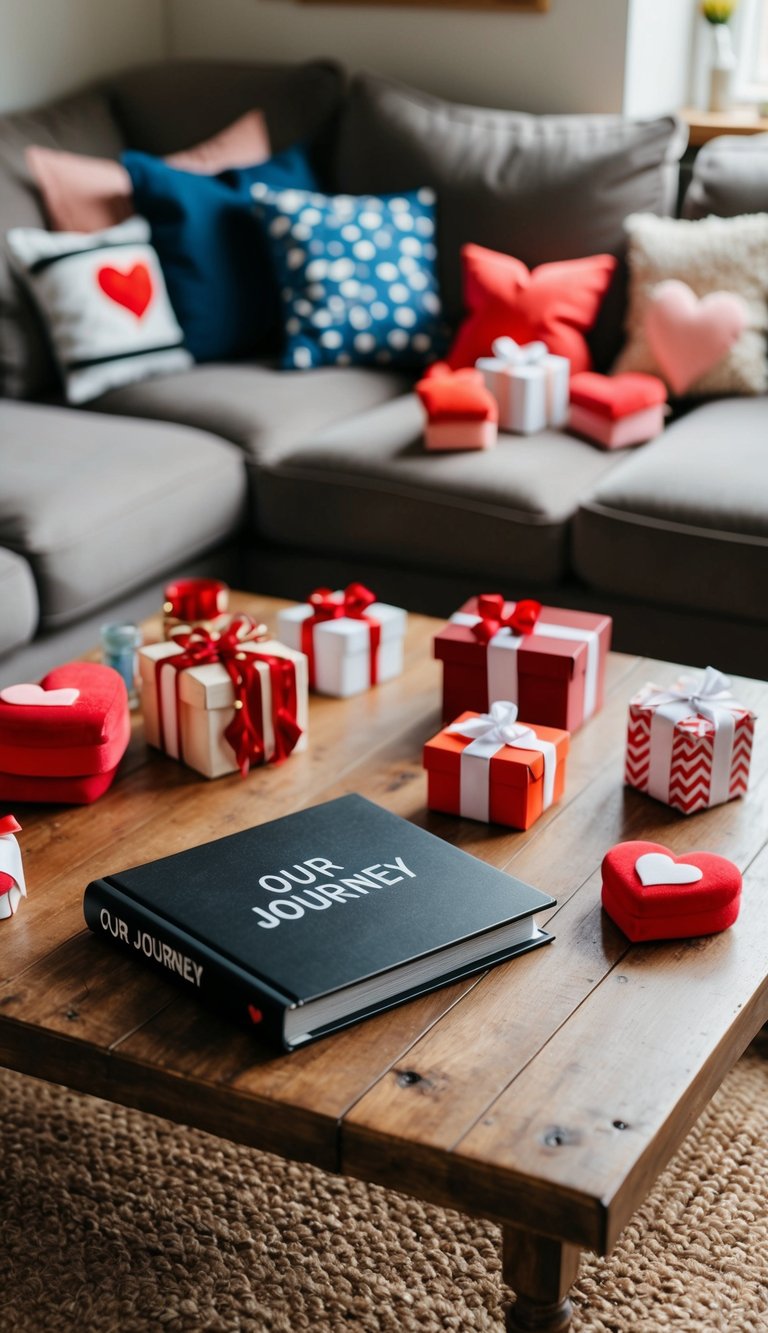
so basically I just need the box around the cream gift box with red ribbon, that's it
[424,702,569,830]
[625,667,755,815]
[277,585,407,698]
[475,337,570,435]
[0,814,25,921]
[434,594,612,731]
[139,618,308,780]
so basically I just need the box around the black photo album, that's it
[83,794,555,1050]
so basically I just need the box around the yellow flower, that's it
[702,0,736,21]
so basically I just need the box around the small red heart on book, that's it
[0,872,15,896]
[248,1005,263,1025]
[97,262,153,318]
[601,840,741,942]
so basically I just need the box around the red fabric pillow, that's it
[447,243,618,376]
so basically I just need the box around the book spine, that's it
[83,878,290,1050]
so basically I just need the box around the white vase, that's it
[708,24,736,113]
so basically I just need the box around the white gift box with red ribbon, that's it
[476,337,570,435]
[139,636,308,779]
[0,814,25,921]
[277,589,406,698]
[625,667,755,815]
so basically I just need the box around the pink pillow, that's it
[26,110,272,232]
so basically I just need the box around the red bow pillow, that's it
[447,244,618,376]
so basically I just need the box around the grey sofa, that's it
[1,60,766,683]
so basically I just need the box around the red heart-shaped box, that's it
[0,662,130,804]
[601,840,742,942]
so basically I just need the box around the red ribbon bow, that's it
[472,594,542,645]
[302,584,381,689]
[0,815,21,836]
[157,614,302,777]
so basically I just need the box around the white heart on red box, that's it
[0,683,80,707]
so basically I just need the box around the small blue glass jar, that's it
[101,622,142,706]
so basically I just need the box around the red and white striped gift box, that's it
[625,671,755,815]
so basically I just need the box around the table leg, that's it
[503,1225,581,1333]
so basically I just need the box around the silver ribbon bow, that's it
[491,336,549,367]
[448,699,536,747]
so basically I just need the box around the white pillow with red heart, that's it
[7,216,191,403]
[613,211,768,397]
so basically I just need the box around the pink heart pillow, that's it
[645,279,748,396]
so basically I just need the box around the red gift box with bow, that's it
[424,703,569,830]
[434,595,612,731]
[139,615,308,779]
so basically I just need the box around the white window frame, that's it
[732,0,768,101]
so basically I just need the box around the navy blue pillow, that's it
[122,145,319,363]
[251,183,446,370]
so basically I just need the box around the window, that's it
[734,0,768,100]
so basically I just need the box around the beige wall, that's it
[165,0,631,113]
[0,0,166,114]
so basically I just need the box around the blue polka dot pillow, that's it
[251,183,446,370]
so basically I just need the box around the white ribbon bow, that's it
[447,701,556,821]
[491,336,549,367]
[448,700,536,747]
[643,666,742,807]
[642,666,735,724]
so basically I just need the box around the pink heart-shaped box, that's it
[645,279,748,396]
[0,662,130,804]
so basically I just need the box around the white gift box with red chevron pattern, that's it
[625,681,755,815]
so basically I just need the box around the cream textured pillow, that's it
[614,212,768,396]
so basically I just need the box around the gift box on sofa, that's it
[0,662,130,804]
[139,617,308,779]
[277,585,407,697]
[435,595,612,731]
[568,372,667,450]
[476,337,570,435]
[424,702,569,830]
[625,667,755,815]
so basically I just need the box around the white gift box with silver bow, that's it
[424,701,570,830]
[625,666,755,815]
[476,337,570,435]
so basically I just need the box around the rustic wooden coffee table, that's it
[1,595,766,1331]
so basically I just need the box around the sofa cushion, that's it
[254,394,624,584]
[333,73,687,339]
[683,132,768,221]
[572,398,768,623]
[0,402,247,627]
[123,144,319,362]
[108,59,345,162]
[91,362,411,463]
[0,548,38,657]
[0,89,125,399]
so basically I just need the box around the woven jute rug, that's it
[1,1043,767,1333]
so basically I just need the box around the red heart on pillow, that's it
[601,840,742,943]
[97,262,153,318]
[447,244,618,375]
[416,366,498,422]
